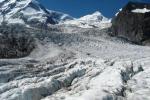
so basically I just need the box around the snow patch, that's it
[115,8,122,16]
[7,18,25,24]
[132,8,150,13]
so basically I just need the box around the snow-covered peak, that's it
[79,11,108,22]
[0,0,73,25]
[62,11,111,28]
[0,0,31,11]
[0,0,110,28]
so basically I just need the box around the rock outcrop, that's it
[0,24,36,58]
[111,2,150,45]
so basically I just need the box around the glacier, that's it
[0,0,150,100]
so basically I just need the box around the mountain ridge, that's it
[0,0,74,26]
[0,0,109,28]
[61,11,111,28]
[0,1,150,100]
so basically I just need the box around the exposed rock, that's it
[111,2,150,45]
[0,24,36,58]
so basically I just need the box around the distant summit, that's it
[79,11,108,22]
[62,11,111,28]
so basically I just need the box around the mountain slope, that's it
[1,1,150,100]
[61,11,111,28]
[0,0,73,25]
[0,0,110,28]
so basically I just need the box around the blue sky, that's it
[38,0,150,18]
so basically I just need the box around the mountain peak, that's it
[0,0,73,26]
[92,11,102,15]
[62,11,111,28]
[0,0,110,28]
[79,11,108,22]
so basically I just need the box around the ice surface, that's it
[0,23,150,100]
[0,1,150,100]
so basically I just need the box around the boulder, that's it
[111,2,150,45]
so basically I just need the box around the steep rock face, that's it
[112,2,150,45]
[0,24,36,58]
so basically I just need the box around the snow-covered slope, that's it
[1,25,150,100]
[48,10,74,23]
[0,0,109,28]
[1,1,150,100]
[0,0,73,25]
[62,11,111,28]
[79,11,108,21]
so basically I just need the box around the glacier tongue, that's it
[0,24,150,100]
[41,59,145,100]
[1,0,150,100]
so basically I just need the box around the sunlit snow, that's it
[132,8,150,13]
